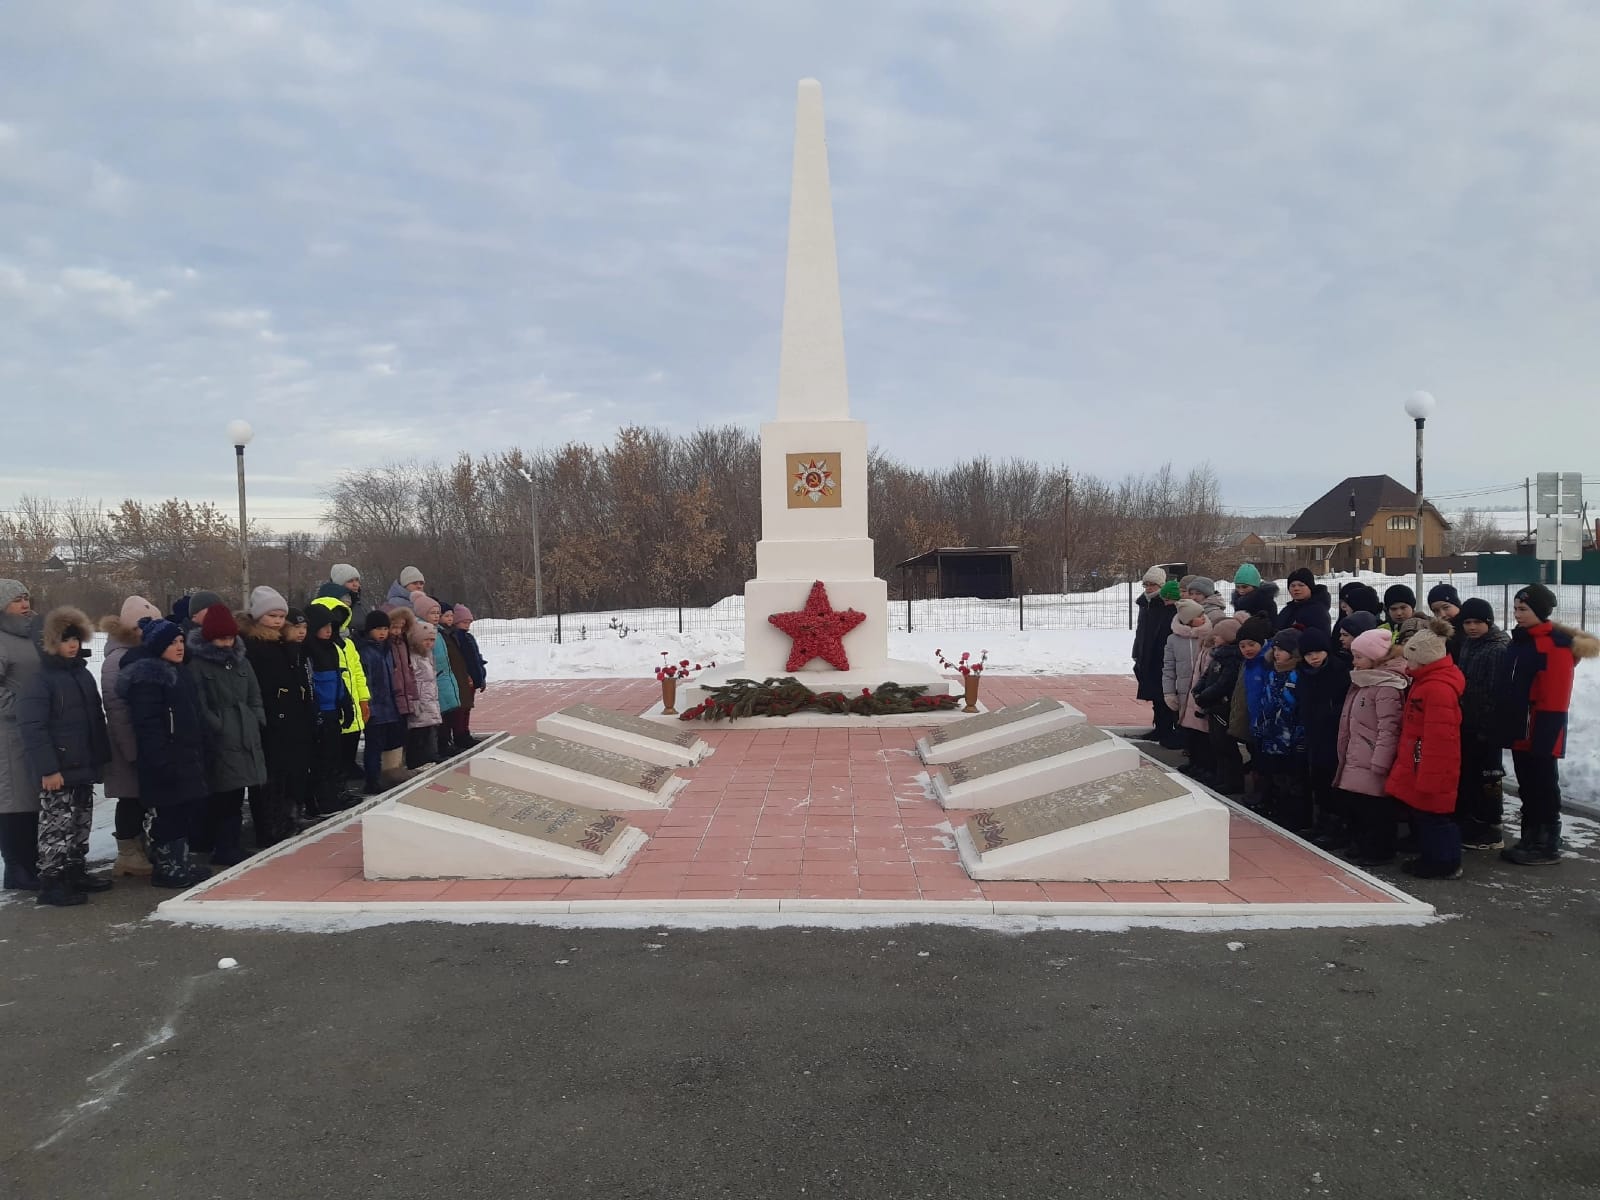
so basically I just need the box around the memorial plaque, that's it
[966,768,1188,853]
[495,732,674,792]
[938,724,1110,786]
[557,703,700,748]
[926,698,1068,747]
[404,767,631,856]
[785,451,843,508]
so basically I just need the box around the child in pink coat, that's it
[1333,628,1409,866]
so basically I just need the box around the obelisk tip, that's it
[798,77,822,92]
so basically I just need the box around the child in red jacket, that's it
[1385,618,1466,879]
[1493,583,1600,865]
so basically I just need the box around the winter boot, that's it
[68,865,114,893]
[1459,820,1505,851]
[1401,856,1463,880]
[379,748,416,789]
[1501,822,1561,867]
[148,839,213,889]
[114,837,154,876]
[36,871,87,906]
[0,811,41,890]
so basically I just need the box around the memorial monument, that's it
[684,79,948,708]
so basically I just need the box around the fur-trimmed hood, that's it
[99,614,144,647]
[237,612,283,643]
[387,606,416,637]
[42,606,94,655]
[1555,623,1600,661]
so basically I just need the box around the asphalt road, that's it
[3,829,1599,1199]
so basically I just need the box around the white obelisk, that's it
[691,79,946,700]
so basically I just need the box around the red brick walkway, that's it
[186,677,1415,913]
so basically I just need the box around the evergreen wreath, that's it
[680,676,959,721]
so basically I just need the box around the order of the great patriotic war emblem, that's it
[787,453,841,508]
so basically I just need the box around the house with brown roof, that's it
[1288,475,1451,573]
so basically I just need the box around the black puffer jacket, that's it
[1231,582,1280,621]
[1276,585,1332,635]
[1296,653,1352,769]
[118,648,209,807]
[1192,642,1241,722]
[1458,626,1510,741]
[18,651,111,787]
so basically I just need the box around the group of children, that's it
[1135,565,1596,880]
[0,565,488,906]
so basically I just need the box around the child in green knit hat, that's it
[1159,580,1182,601]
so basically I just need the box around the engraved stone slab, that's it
[937,725,1109,786]
[954,765,1231,882]
[537,703,710,767]
[405,768,631,856]
[930,725,1139,809]
[363,767,649,880]
[967,769,1189,852]
[475,733,687,810]
[925,698,1081,748]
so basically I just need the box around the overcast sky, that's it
[3,1,1596,529]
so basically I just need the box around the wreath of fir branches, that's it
[679,677,959,721]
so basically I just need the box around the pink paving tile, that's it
[198,676,1416,913]
[438,880,512,901]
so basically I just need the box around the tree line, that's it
[5,425,1253,617]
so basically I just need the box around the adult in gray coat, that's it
[0,579,45,890]
[187,607,267,867]
[99,595,164,877]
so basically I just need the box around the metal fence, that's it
[469,575,1597,646]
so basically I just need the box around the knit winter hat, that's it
[1383,584,1416,610]
[1298,627,1332,656]
[1516,583,1557,621]
[286,607,307,626]
[140,617,184,655]
[305,604,338,635]
[1341,611,1379,637]
[1159,580,1181,601]
[1233,564,1262,587]
[452,604,474,625]
[330,563,361,588]
[1402,618,1455,666]
[1459,597,1496,624]
[119,595,162,628]
[201,605,239,641]
[1395,616,1427,643]
[410,618,437,649]
[188,590,224,617]
[1427,583,1461,608]
[1350,629,1393,663]
[1142,565,1167,586]
[1186,576,1215,597]
[1174,599,1204,623]
[0,579,27,608]
[1237,616,1274,646]
[170,596,191,624]
[363,610,392,633]
[1212,617,1240,645]
[399,565,425,586]
[1344,583,1382,615]
[409,591,443,623]
[248,585,289,620]
[1272,628,1302,659]
[1287,567,1316,589]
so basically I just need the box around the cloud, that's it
[2,0,1599,522]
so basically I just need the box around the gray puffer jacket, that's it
[0,611,44,814]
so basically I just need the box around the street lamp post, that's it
[1403,391,1436,608]
[227,419,254,607]
[517,465,544,618]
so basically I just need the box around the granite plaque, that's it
[404,767,631,856]
[495,732,674,793]
[926,698,1068,747]
[557,703,700,748]
[938,724,1110,787]
[966,768,1189,853]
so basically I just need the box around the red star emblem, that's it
[767,581,867,671]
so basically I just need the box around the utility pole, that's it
[1525,477,1532,544]
[1062,472,1072,592]
[518,465,544,617]
[1348,490,1358,573]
